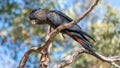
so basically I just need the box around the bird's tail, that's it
[66,31,95,52]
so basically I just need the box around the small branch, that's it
[88,52,120,68]
[54,0,99,31]
[53,48,120,68]
[40,26,52,68]
[18,46,43,68]
[53,48,86,68]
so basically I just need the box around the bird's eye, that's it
[35,19,39,22]
[31,9,37,13]
[38,8,41,10]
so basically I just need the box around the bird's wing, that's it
[50,10,73,22]
[47,10,73,27]
[47,11,64,27]
[47,10,95,41]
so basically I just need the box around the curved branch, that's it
[88,52,120,68]
[53,48,120,68]
[40,26,52,68]
[42,0,99,50]
[56,0,99,30]
[18,46,43,68]
[53,48,86,68]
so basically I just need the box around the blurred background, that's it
[0,0,120,68]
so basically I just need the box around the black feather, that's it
[51,10,73,22]
[70,32,95,52]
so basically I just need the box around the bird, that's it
[29,8,96,52]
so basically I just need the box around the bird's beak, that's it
[30,19,41,24]
[31,20,36,24]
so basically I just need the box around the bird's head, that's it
[29,8,48,24]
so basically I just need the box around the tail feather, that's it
[66,29,95,42]
[78,31,95,42]
[74,36,95,52]
[76,24,95,42]
[66,31,95,52]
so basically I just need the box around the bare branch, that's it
[53,48,120,68]
[55,0,99,31]
[40,26,52,68]
[53,48,86,68]
[88,52,120,68]
[18,46,43,68]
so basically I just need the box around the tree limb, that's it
[53,48,86,68]
[41,0,99,51]
[53,48,120,68]
[18,46,43,68]
[40,26,52,68]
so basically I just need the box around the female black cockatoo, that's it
[29,8,95,52]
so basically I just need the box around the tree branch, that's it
[53,48,86,68]
[42,0,99,51]
[53,48,120,68]
[40,26,52,68]
[18,46,43,68]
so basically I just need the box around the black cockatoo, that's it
[29,8,95,52]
